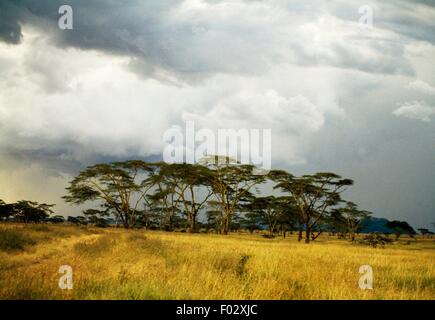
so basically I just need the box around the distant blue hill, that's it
[359,217,395,233]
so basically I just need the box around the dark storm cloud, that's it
[0,0,211,80]
[1,0,433,79]
[379,1,435,46]
[0,1,24,44]
[413,0,435,8]
[0,148,82,177]
[0,143,163,177]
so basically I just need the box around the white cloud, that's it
[183,90,326,164]
[185,90,324,133]
[0,25,348,166]
[393,101,435,122]
[407,80,435,95]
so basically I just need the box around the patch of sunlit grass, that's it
[0,223,433,299]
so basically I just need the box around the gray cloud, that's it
[0,1,23,44]
[393,101,435,122]
[0,0,434,229]
[1,0,432,81]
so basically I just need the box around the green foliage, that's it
[200,155,266,234]
[418,228,433,236]
[244,196,296,236]
[48,215,65,224]
[67,215,88,225]
[156,163,214,232]
[0,200,55,223]
[271,171,354,243]
[0,199,15,220]
[58,159,420,239]
[386,220,417,237]
[63,158,266,233]
[330,201,371,241]
[63,161,160,228]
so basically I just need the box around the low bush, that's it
[358,233,393,248]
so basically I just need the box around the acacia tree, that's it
[272,171,353,243]
[417,228,433,237]
[239,212,262,234]
[13,200,55,223]
[0,199,15,221]
[63,161,156,229]
[147,186,179,230]
[332,201,371,241]
[245,196,293,236]
[200,156,266,235]
[328,208,347,238]
[275,199,299,238]
[82,208,111,227]
[139,162,178,230]
[386,220,416,240]
[67,215,88,225]
[48,215,66,224]
[159,163,214,233]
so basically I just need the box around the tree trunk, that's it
[220,209,230,235]
[298,229,303,242]
[168,215,173,231]
[188,215,196,233]
[305,227,311,244]
[222,217,229,235]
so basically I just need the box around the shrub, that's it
[0,229,36,251]
[359,233,393,248]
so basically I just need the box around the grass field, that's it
[0,223,434,300]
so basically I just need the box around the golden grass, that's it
[0,223,433,300]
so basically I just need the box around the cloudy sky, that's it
[0,0,434,229]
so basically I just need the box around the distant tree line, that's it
[59,156,419,243]
[1,156,427,243]
[0,200,56,223]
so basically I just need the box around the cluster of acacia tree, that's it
[0,200,108,226]
[62,156,372,243]
[0,200,57,223]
